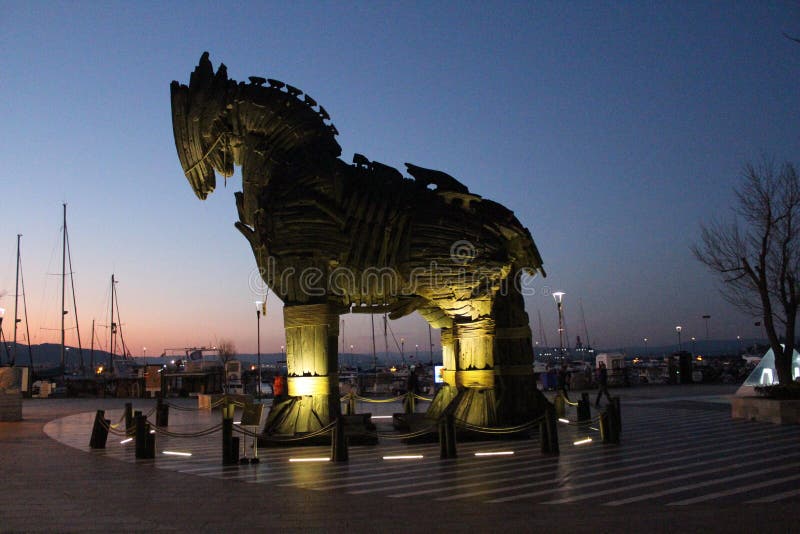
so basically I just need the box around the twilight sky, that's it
[1,1,798,358]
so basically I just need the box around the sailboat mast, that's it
[579,298,591,348]
[537,309,549,349]
[13,234,20,365]
[110,274,115,367]
[90,319,95,371]
[60,204,67,376]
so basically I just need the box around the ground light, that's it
[371,415,392,420]
[383,455,424,460]
[474,451,514,457]
[573,437,593,446]
[163,451,192,457]
[119,438,133,445]
[558,418,570,424]
[289,457,329,463]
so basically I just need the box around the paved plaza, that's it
[1,384,798,532]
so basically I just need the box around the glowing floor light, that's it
[474,451,514,457]
[120,438,133,445]
[383,455,424,460]
[558,418,570,424]
[371,415,393,420]
[573,437,593,446]
[289,457,330,463]
[163,451,192,457]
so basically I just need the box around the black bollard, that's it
[331,416,349,462]
[577,393,591,423]
[89,410,110,449]
[611,397,621,433]
[156,397,169,427]
[444,412,457,459]
[439,417,448,459]
[599,410,610,443]
[135,413,152,459]
[545,404,560,455]
[540,413,551,454]
[222,403,236,466]
[124,402,133,435]
[348,392,356,416]
[146,428,156,459]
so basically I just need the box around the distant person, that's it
[558,363,571,401]
[595,361,612,407]
[273,374,286,401]
[407,366,419,395]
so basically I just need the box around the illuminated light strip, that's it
[150,429,156,434]
[474,451,514,457]
[163,451,192,457]
[233,421,241,425]
[289,457,330,463]
[120,438,133,445]
[589,426,600,431]
[383,455,424,460]
[558,418,570,424]
[573,437,593,445]
[371,415,393,419]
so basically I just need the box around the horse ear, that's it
[215,63,228,83]
[190,52,215,91]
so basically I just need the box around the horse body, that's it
[171,53,548,432]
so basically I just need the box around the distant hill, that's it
[0,342,118,370]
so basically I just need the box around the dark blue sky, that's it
[1,2,798,355]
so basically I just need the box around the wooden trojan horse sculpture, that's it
[171,53,548,437]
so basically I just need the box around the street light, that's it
[255,300,263,399]
[691,336,696,356]
[553,291,565,361]
[643,337,648,356]
[702,315,711,340]
[143,347,147,364]
[675,326,682,352]
[400,337,405,364]
[415,344,419,361]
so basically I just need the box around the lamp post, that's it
[143,347,147,366]
[0,308,5,364]
[255,301,263,399]
[400,338,405,365]
[415,344,419,361]
[702,315,711,340]
[643,337,648,356]
[691,336,696,356]
[553,291,565,361]
[675,326,682,352]
[737,335,742,355]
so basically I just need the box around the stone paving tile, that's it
[1,388,798,532]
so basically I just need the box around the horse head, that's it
[170,52,341,200]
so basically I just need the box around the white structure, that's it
[736,346,800,396]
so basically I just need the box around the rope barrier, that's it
[352,394,406,403]
[412,393,434,402]
[241,421,337,443]
[556,413,604,426]
[109,411,126,429]
[151,423,224,438]
[454,415,545,435]
[97,417,128,436]
[375,424,439,440]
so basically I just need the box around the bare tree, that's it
[693,161,800,385]
[217,338,237,364]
